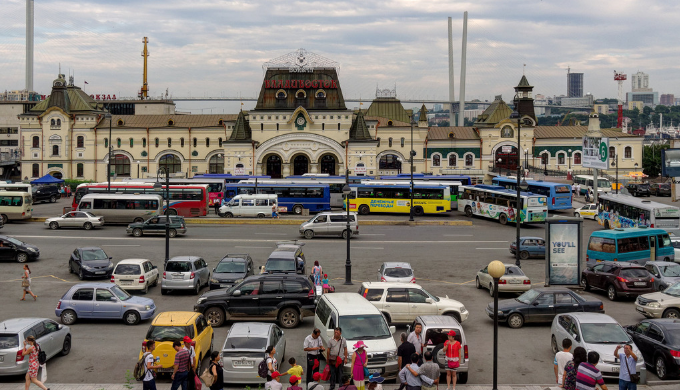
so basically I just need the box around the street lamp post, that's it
[524,149,529,171]
[342,169,352,285]
[409,116,416,222]
[106,113,112,193]
[488,260,506,390]
[497,158,503,177]
[136,160,140,178]
[612,154,619,194]
[154,167,171,265]
[568,149,572,170]
[510,110,529,267]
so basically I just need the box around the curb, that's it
[27,217,472,226]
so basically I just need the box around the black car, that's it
[32,185,60,203]
[194,274,315,328]
[68,247,113,280]
[626,182,651,197]
[126,215,187,237]
[650,183,672,197]
[263,241,306,275]
[485,288,604,329]
[209,254,254,290]
[626,319,680,380]
[0,235,39,262]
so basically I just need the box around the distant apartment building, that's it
[626,91,659,107]
[631,71,651,92]
[593,104,610,114]
[0,89,41,101]
[567,71,584,97]
[433,103,443,112]
[660,94,675,106]
[628,101,644,111]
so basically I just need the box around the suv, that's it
[359,282,468,324]
[636,281,680,319]
[581,261,655,301]
[32,185,59,203]
[161,256,210,295]
[209,254,254,290]
[194,274,315,328]
[263,241,306,275]
[407,315,469,384]
[626,182,651,197]
[126,215,186,237]
[650,183,671,197]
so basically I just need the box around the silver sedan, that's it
[0,318,71,376]
[45,211,104,230]
[476,263,532,296]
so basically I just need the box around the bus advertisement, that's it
[379,173,472,185]
[123,177,225,206]
[492,177,572,211]
[222,183,331,214]
[359,180,462,209]
[347,184,451,216]
[597,193,680,234]
[458,185,548,225]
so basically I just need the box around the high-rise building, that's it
[631,71,651,92]
[660,94,675,106]
[567,71,583,97]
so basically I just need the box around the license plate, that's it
[158,367,174,373]
[509,280,522,284]
[634,282,646,286]
[233,360,253,367]
[121,281,132,285]
[173,275,183,280]
[636,307,645,313]
[95,271,105,275]
[611,367,619,373]
[220,284,230,288]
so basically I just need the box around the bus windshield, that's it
[338,314,391,340]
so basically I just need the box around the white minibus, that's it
[77,194,162,223]
[0,191,33,222]
[218,194,277,218]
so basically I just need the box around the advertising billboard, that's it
[661,148,680,177]
[582,136,609,169]
[545,217,582,286]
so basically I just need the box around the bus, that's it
[457,185,548,225]
[73,182,209,217]
[597,193,680,234]
[77,194,163,223]
[379,173,472,185]
[123,177,226,207]
[359,180,463,209]
[492,177,572,211]
[573,175,612,195]
[193,174,270,183]
[223,183,331,214]
[586,228,674,264]
[0,183,31,194]
[0,191,33,223]
[239,175,364,207]
[347,184,451,216]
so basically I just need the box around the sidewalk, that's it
[1,384,678,390]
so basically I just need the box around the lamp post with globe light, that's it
[488,260,506,390]
[153,168,171,265]
[342,169,352,285]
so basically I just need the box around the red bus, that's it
[73,182,209,217]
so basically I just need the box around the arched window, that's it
[377,137,381,147]
[52,145,59,156]
[50,119,55,126]
[129,138,134,148]
[389,138,393,147]
[322,123,325,131]
[117,138,121,148]
[401,138,405,148]
[206,138,210,148]
[276,123,279,131]
[193,138,197,148]
[541,153,548,165]
[218,138,223,147]
[501,126,514,138]
[154,138,159,148]
[142,138,147,148]
[167,138,172,147]
[56,119,61,126]
[104,138,109,148]
[432,154,441,167]
[260,123,264,131]
[32,136,39,148]
[76,163,84,177]
[448,154,457,167]
[337,123,341,130]
[181,138,185,148]
[209,154,224,174]
[379,154,401,170]
[111,154,131,177]
[77,136,84,148]
[624,146,632,159]
[558,153,565,165]
[32,163,39,177]
[609,146,616,159]
[573,152,582,164]
[465,154,474,167]
[159,154,181,174]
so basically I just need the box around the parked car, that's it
[407,315,469,383]
[111,259,160,294]
[635,281,680,319]
[509,237,546,259]
[377,262,415,283]
[299,211,359,239]
[626,182,651,197]
[0,235,40,263]
[574,203,598,220]
[32,185,59,204]
[359,282,468,324]
[45,211,103,230]
[219,194,277,218]
[126,215,186,237]
[68,246,113,280]
[209,254,254,290]
[626,319,680,380]
[221,322,286,384]
[645,261,680,291]
[476,263,531,296]
[161,256,210,295]
[0,318,71,376]
[263,241,306,275]
[55,283,156,325]
[551,313,645,379]
[141,311,213,376]
[671,237,680,260]
[485,288,604,329]
[650,183,672,197]
[194,274,315,328]
[581,261,655,301]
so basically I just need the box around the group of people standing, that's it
[59,185,71,198]
[397,325,461,390]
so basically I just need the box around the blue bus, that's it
[379,173,472,185]
[222,183,331,214]
[492,177,572,211]
[193,174,271,183]
[586,227,674,265]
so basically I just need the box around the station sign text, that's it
[265,80,337,89]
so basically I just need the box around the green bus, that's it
[360,180,462,209]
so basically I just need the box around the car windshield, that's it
[384,268,413,278]
[224,336,268,350]
[110,285,131,301]
[659,264,680,277]
[620,269,649,279]
[146,325,191,342]
[5,237,24,246]
[215,262,246,273]
[663,282,680,297]
[82,249,108,261]
[338,314,391,340]
[581,323,631,344]
[266,259,295,272]
[505,266,524,276]
[661,184,671,189]
[166,261,192,272]
[419,287,440,302]
[517,289,541,304]
[0,334,19,349]
[115,264,141,275]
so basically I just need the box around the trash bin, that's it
[301,208,310,216]
[63,206,72,214]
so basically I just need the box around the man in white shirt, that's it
[303,328,325,385]
[143,340,162,390]
[554,338,573,387]
[407,324,425,358]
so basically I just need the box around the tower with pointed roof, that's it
[418,104,428,128]
[514,75,536,122]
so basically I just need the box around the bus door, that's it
[650,235,656,261]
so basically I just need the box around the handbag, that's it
[320,365,331,381]
[360,352,369,377]
[623,354,640,384]
[333,338,344,367]
[21,278,29,287]
[194,374,202,390]
[200,366,215,387]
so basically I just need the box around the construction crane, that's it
[139,37,150,100]
[614,70,627,128]
[557,111,571,126]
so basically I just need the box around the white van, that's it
[315,293,399,379]
[218,194,277,218]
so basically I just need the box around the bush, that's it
[63,179,93,191]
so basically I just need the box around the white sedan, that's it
[574,204,598,220]
[476,263,532,296]
[45,211,104,230]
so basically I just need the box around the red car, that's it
[581,261,655,301]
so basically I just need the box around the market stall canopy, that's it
[30,174,65,184]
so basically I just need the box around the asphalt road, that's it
[0,203,663,386]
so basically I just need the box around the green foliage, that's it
[642,144,669,178]
[63,179,93,191]
[124,369,135,389]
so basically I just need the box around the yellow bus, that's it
[347,184,451,216]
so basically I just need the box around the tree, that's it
[642,144,669,177]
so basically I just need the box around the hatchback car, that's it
[161,256,210,295]
[377,262,415,283]
[55,283,156,325]
[626,319,680,380]
[509,237,546,259]
[650,183,672,197]
[45,211,103,230]
[68,247,113,280]
[551,313,644,379]
[221,322,286,384]
[126,215,187,237]
[0,235,39,263]
[476,263,531,296]
[263,241,306,275]
[581,261,655,301]
[626,182,651,197]
[0,318,71,376]
[209,254,254,290]
[574,203,598,220]
[112,259,160,294]
[635,282,680,319]
[645,261,680,291]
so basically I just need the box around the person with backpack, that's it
[140,340,162,390]
[22,335,48,390]
[265,346,278,381]
[308,372,324,390]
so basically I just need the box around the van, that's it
[218,194,277,218]
[586,227,674,265]
[299,211,359,239]
[315,293,398,379]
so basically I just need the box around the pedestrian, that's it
[66,186,71,197]
[367,373,384,390]
[21,264,37,301]
[338,375,358,390]
[326,327,348,390]
[142,340,162,390]
[398,353,435,390]
[170,340,191,390]
[406,351,439,390]
[576,351,608,390]
[288,376,304,390]
[266,372,283,390]
[397,333,416,370]
[308,372,325,390]
[407,324,424,361]
[350,341,368,390]
[22,335,48,390]
[60,186,65,198]
[312,261,323,287]
[213,197,221,215]
[286,357,303,385]
[554,338,573,387]
[303,328,324,385]
[272,203,279,219]
[266,346,278,381]
[322,274,330,294]
[614,344,638,390]
[443,331,461,390]
[575,183,581,197]
[182,336,197,390]
[208,351,224,390]
[562,346,586,390]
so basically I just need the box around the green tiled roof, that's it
[517,75,532,88]
[364,97,411,124]
[228,110,252,141]
[30,75,103,114]
[349,110,372,141]
[474,98,512,126]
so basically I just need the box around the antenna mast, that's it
[139,37,150,100]
[614,70,627,129]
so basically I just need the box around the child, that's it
[286,357,303,385]
[272,203,279,219]
[287,375,303,390]
[322,274,330,294]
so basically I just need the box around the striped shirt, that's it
[174,349,190,373]
[575,362,604,390]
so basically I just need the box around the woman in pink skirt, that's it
[23,335,48,390]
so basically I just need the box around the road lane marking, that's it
[255,233,290,235]
[443,234,473,237]
[417,278,476,285]
[1,275,68,283]
[475,248,509,250]
[101,245,141,247]
[235,246,272,249]
[360,234,385,236]
[351,247,384,250]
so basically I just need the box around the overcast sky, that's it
[1,0,678,112]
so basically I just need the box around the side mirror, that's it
[57,324,63,330]
[573,334,580,342]
[212,268,216,272]
[389,326,396,335]
[152,265,157,270]
[532,301,539,306]
[110,296,117,302]
[232,290,242,297]
[109,257,113,260]
[406,325,411,333]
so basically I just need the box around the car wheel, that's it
[78,269,85,280]
[304,230,314,239]
[551,335,558,354]
[342,229,349,240]
[83,222,93,230]
[61,310,77,325]
[604,221,610,230]
[444,312,462,324]
[656,355,668,380]
[278,307,300,328]
[574,213,581,218]
[161,288,168,295]
[475,277,482,289]
[124,310,141,325]
[464,206,473,217]
[293,205,304,215]
[607,285,618,301]
[257,213,265,218]
[520,251,530,260]
[205,307,225,327]
[50,195,57,203]
[141,282,148,294]
[218,211,226,217]
[507,313,524,329]
[499,213,508,225]
[413,206,424,217]
[581,276,590,291]
[133,217,144,223]
[662,308,680,319]
[132,228,143,237]
[224,212,233,218]
[0,214,7,224]
[16,252,28,263]
[663,257,671,262]
[60,335,71,356]
[49,221,59,230]
[194,283,201,295]
[488,283,494,297]
[358,205,370,215]
[168,229,177,238]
